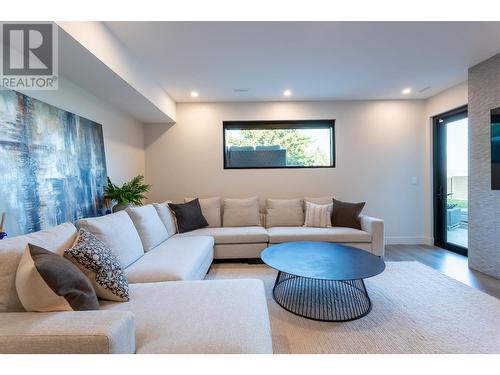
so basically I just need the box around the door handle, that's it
[436,193,453,197]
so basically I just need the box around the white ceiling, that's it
[58,28,171,123]
[105,21,500,102]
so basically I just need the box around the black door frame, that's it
[432,105,468,256]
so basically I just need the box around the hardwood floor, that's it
[385,244,500,299]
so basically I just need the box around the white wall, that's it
[145,100,427,244]
[425,82,468,118]
[20,76,146,185]
[422,82,468,243]
[19,77,468,245]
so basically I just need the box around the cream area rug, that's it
[206,261,500,354]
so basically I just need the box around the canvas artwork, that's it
[0,89,107,237]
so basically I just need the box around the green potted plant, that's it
[105,175,152,213]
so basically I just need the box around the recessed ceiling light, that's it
[283,89,292,97]
[190,91,199,98]
[402,88,412,95]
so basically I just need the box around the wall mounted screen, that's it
[0,89,107,236]
[491,107,500,190]
[223,120,335,169]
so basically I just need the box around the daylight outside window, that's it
[223,120,335,169]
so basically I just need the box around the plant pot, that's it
[112,203,132,213]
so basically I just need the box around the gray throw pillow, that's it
[168,199,209,233]
[16,243,99,312]
[331,198,366,229]
[184,197,222,227]
[64,229,130,302]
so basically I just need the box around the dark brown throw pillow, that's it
[168,198,209,233]
[331,198,366,229]
[16,243,99,312]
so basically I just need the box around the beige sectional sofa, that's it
[174,197,384,259]
[0,196,384,354]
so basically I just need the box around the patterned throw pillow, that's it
[64,229,129,302]
[304,201,333,228]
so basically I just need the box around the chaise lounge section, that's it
[0,213,273,353]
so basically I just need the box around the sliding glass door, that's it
[433,106,468,255]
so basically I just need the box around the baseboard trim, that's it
[385,237,434,245]
[213,258,264,264]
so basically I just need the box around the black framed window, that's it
[223,120,335,169]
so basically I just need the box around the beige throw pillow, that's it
[16,244,99,312]
[223,197,261,227]
[184,197,222,227]
[76,211,144,269]
[266,198,304,227]
[153,201,177,236]
[126,205,169,252]
[0,222,78,313]
[304,202,333,228]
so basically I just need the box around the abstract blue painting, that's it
[0,89,107,236]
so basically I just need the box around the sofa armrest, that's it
[359,215,385,257]
[0,310,135,354]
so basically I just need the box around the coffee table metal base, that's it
[272,271,372,322]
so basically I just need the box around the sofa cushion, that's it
[125,236,214,283]
[185,197,222,227]
[214,243,268,259]
[0,222,77,312]
[173,226,268,244]
[100,279,273,354]
[265,198,304,227]
[153,201,177,236]
[64,229,129,302]
[0,310,135,354]
[16,244,99,312]
[76,211,144,269]
[267,226,371,243]
[223,197,261,227]
[126,205,169,251]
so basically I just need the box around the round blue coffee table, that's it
[261,241,385,322]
